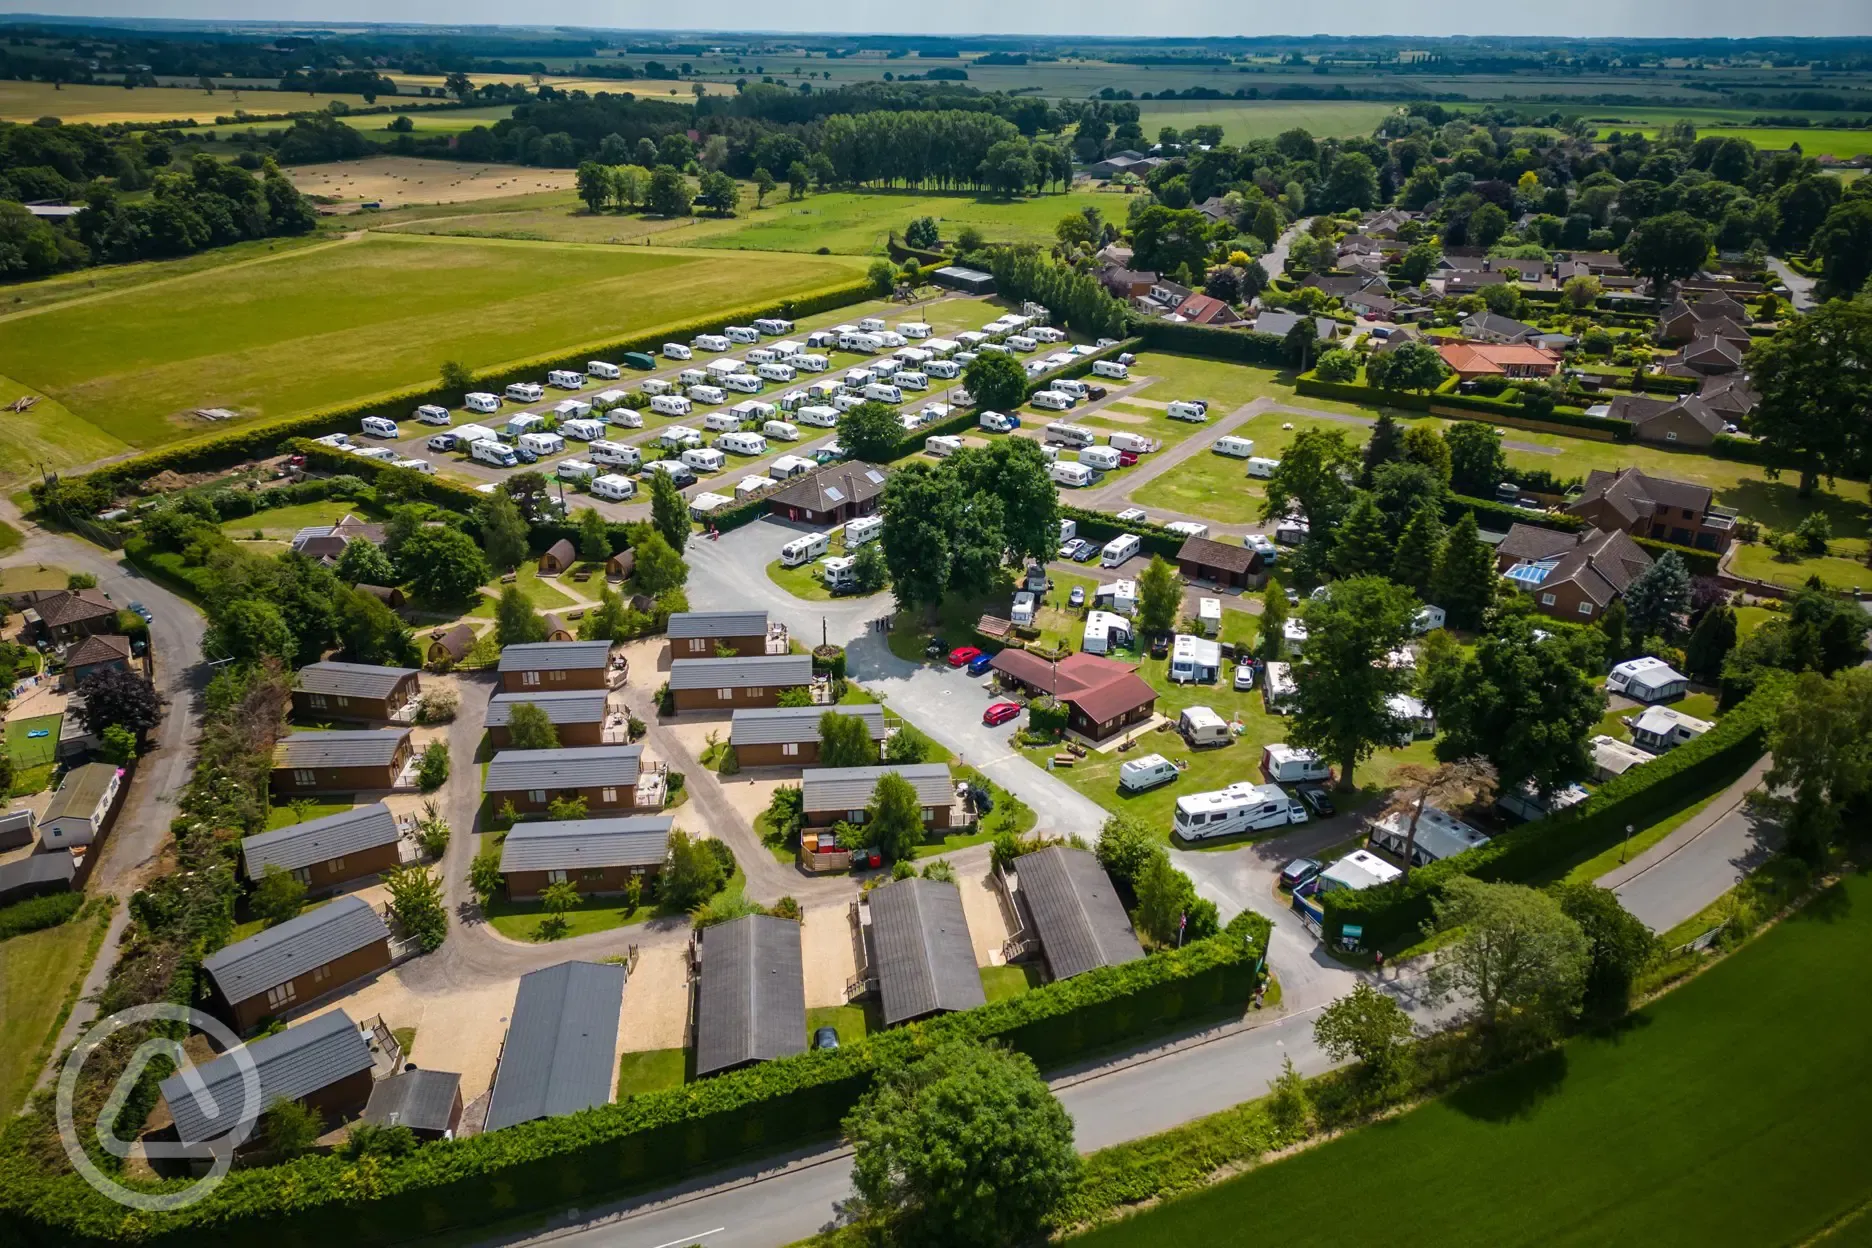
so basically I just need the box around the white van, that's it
[471,439,518,469]
[725,325,761,344]
[1173,783,1294,841]
[781,532,830,567]
[895,371,929,391]
[556,458,598,483]
[925,435,963,459]
[1167,401,1208,422]
[663,342,693,360]
[797,404,840,428]
[681,447,725,473]
[1092,359,1129,380]
[794,353,830,373]
[692,334,730,353]
[723,373,764,394]
[763,420,800,442]
[926,359,962,380]
[1050,461,1095,488]
[980,410,1018,433]
[518,431,564,457]
[506,382,543,402]
[1044,422,1098,449]
[705,358,745,378]
[587,360,621,380]
[1101,534,1141,567]
[651,394,692,418]
[704,411,744,433]
[660,425,703,450]
[465,391,502,413]
[547,370,585,391]
[687,385,726,406]
[757,361,797,383]
[1118,754,1179,794]
[1215,436,1256,459]
[754,317,794,336]
[360,416,399,439]
[844,514,883,546]
[561,418,606,442]
[588,440,641,470]
[1080,445,1122,471]
[1263,744,1332,784]
[1247,456,1281,478]
[590,473,636,502]
[415,404,451,426]
[640,378,673,397]
[718,432,768,456]
[1052,378,1088,400]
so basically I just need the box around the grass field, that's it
[467,564,578,617]
[805,1002,875,1048]
[687,189,1123,255]
[1072,872,1872,1248]
[264,798,353,829]
[287,158,577,208]
[0,373,129,480]
[1133,409,1369,524]
[0,232,865,448]
[0,565,75,592]
[980,962,1041,1002]
[221,499,365,541]
[5,714,63,770]
[0,80,392,124]
[0,911,105,1118]
[1730,540,1872,594]
[1136,100,1400,143]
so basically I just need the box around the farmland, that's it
[286,157,578,208]
[0,80,411,124]
[687,189,1125,255]
[1136,100,1401,143]
[1071,873,1872,1248]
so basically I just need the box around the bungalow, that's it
[1678,333,1747,376]
[990,649,1157,743]
[484,745,645,815]
[1345,291,1398,319]
[38,761,122,852]
[497,814,671,901]
[1697,374,1759,420]
[694,915,806,1077]
[203,896,391,1031]
[1599,395,1728,449]
[486,689,611,747]
[1368,805,1489,867]
[1485,256,1548,284]
[1440,270,1510,297]
[1176,535,1265,590]
[667,654,813,712]
[1658,293,1749,344]
[730,704,887,767]
[1458,311,1536,343]
[290,514,385,565]
[1251,310,1341,342]
[765,462,889,527]
[362,1068,463,1140]
[0,851,75,906]
[26,587,118,644]
[272,729,414,795]
[1556,250,1627,277]
[425,622,476,666]
[291,662,422,723]
[1607,656,1690,704]
[537,539,577,577]
[800,763,956,832]
[158,1009,375,1150]
[64,634,133,688]
[1496,525,1652,622]
[859,877,986,1026]
[1435,341,1562,381]
[241,802,402,892]
[1302,273,1387,300]
[485,961,628,1130]
[499,640,613,693]
[1567,466,1737,551]
[667,610,775,659]
[1629,705,1714,752]
[1014,846,1144,981]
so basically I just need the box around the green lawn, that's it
[1134,100,1401,144]
[221,499,367,541]
[5,714,62,770]
[979,962,1041,1002]
[1594,691,1720,745]
[0,374,127,484]
[0,910,106,1118]
[1071,872,1872,1248]
[687,190,1116,255]
[806,1002,877,1048]
[1733,605,1778,641]
[0,565,75,593]
[484,892,654,942]
[468,562,578,616]
[615,1047,687,1098]
[1729,540,1871,594]
[264,798,354,830]
[1132,409,1369,524]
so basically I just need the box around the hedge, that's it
[0,914,1269,1248]
[1445,493,1584,536]
[0,892,84,943]
[1318,678,1788,948]
[1294,373,1630,441]
[1633,536,1722,578]
[1131,320,1290,367]
[1060,504,1190,562]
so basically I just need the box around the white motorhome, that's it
[844,514,883,546]
[588,440,641,470]
[471,439,518,469]
[1050,461,1096,488]
[718,432,768,456]
[561,418,606,442]
[979,410,1018,433]
[1173,783,1295,841]
[465,392,502,413]
[660,425,703,449]
[722,373,764,394]
[1246,456,1281,478]
[705,358,745,378]
[1166,401,1209,422]
[757,361,797,383]
[414,404,451,426]
[681,447,725,473]
[518,431,564,457]
[1214,436,1256,458]
[1092,359,1129,380]
[1263,744,1332,784]
[797,404,840,428]
[895,371,929,391]
[754,317,794,336]
[692,334,731,353]
[762,420,800,442]
[687,385,726,406]
[1044,422,1098,448]
[863,383,903,405]
[663,342,693,360]
[547,370,585,390]
[1118,753,1178,793]
[360,416,399,439]
[703,411,744,433]
[725,325,760,344]
[556,458,597,483]
[587,360,621,380]
[781,532,830,567]
[1101,534,1142,567]
[1080,446,1122,471]
[590,473,636,502]
[925,435,963,459]
[794,353,830,373]
[651,394,692,418]
[505,382,544,402]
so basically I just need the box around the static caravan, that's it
[1092,359,1129,380]
[1263,744,1331,784]
[844,515,883,546]
[895,371,929,391]
[797,405,840,428]
[899,321,932,338]
[723,373,764,394]
[561,418,606,442]
[1215,436,1256,459]
[1173,783,1294,841]
[925,435,963,459]
[587,360,621,380]
[1118,753,1179,793]
[547,370,586,391]
[651,394,692,418]
[757,362,797,383]
[781,532,829,567]
[688,385,726,406]
[552,398,593,420]
[926,359,961,380]
[725,325,761,345]
[1246,457,1281,478]
[754,317,794,336]
[415,404,451,425]
[360,416,399,439]
[506,382,544,403]
[763,420,800,442]
[771,454,817,479]
[677,369,709,387]
[471,439,518,469]
[794,353,830,373]
[692,334,731,353]
[717,432,768,457]
[465,392,502,413]
[641,378,673,397]
[663,342,693,360]
[1080,446,1122,471]
[659,425,703,450]
[505,413,545,438]
[1050,461,1096,488]
[732,399,777,422]
[681,447,725,474]
[703,411,744,433]
[518,431,565,457]
[587,440,641,470]
[590,473,636,502]
[705,358,745,379]
[556,458,598,483]
[1044,422,1098,449]
[980,410,1019,433]
[1101,533,1141,567]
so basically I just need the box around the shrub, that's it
[416,742,450,792]
[1026,697,1069,737]
[0,891,84,941]
[414,687,458,724]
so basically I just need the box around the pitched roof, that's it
[293,661,418,700]
[32,588,116,628]
[160,1009,373,1145]
[241,803,400,879]
[66,633,132,666]
[486,689,609,727]
[497,815,672,873]
[1436,341,1560,375]
[273,729,410,770]
[428,622,476,659]
[1684,333,1746,366]
[485,746,644,793]
[1460,311,1535,340]
[731,705,886,747]
[0,851,74,897]
[202,896,389,1006]
[42,762,120,826]
[542,538,576,566]
[484,961,627,1131]
[694,915,806,1077]
[1572,467,1714,526]
[666,653,812,691]
[1495,523,1578,565]
[363,1068,461,1133]
[1172,293,1236,325]
[868,878,986,1025]
[1176,535,1261,576]
[800,763,953,812]
[988,649,1157,724]
[1504,526,1654,607]
[497,640,612,673]
[1697,373,1759,414]
[768,461,889,514]
[1016,846,1144,980]
[667,610,769,640]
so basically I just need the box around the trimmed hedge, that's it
[1633,536,1722,578]
[0,892,84,942]
[0,915,1268,1248]
[1296,374,1628,441]
[1319,678,1787,948]
[1060,504,1190,562]
[1445,494,1585,536]
[1131,320,1290,367]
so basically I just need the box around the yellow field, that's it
[0,80,392,124]
[286,158,577,208]
[387,73,735,97]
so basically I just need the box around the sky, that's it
[0,2,1867,39]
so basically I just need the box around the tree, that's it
[1427,878,1589,1041]
[1313,982,1414,1087]
[476,491,529,574]
[1469,201,1510,249]
[1134,853,1214,946]
[1619,211,1712,291]
[1261,427,1358,530]
[100,723,137,765]
[504,701,559,750]
[1763,669,1872,862]
[837,400,905,463]
[786,160,810,199]
[537,878,580,938]
[1364,341,1448,394]
[576,507,611,563]
[384,864,447,951]
[696,170,740,217]
[1623,550,1691,641]
[1551,883,1656,1018]
[416,741,450,792]
[251,865,306,928]
[904,215,940,249]
[1745,301,1872,496]
[1443,422,1508,495]
[334,537,396,587]
[852,541,888,594]
[1314,348,1359,383]
[1810,198,1872,299]
[1396,241,1441,285]
[631,530,687,595]
[66,572,97,590]
[867,258,896,295]
[547,793,589,822]
[764,784,806,849]
[1684,604,1738,684]
[1094,813,1161,888]
[1399,425,1451,483]
[1256,576,1288,664]
[662,829,725,910]
[1562,272,1602,309]
[1389,507,1445,598]
[868,771,926,863]
[645,166,693,217]
[819,710,877,767]
[880,465,955,616]
[207,598,293,663]
[494,585,546,647]
[962,350,1029,414]
[1135,556,1182,635]
[845,1041,1079,1248]
[1361,412,1404,482]
[952,438,1058,569]
[1290,576,1419,789]
[1283,315,1321,370]
[1430,625,1605,799]
[648,469,690,553]
[1379,759,1498,879]
[1128,204,1211,277]
[1329,493,1393,578]
[752,167,777,207]
[1239,259,1270,301]
[263,1098,323,1160]
[75,666,163,738]
[1429,511,1496,629]
[575,161,609,213]
[399,525,489,605]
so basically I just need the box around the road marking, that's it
[649,1229,724,1248]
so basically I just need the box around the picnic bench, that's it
[1050,753,1076,768]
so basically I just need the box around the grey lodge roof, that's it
[496,640,613,673]
[868,878,986,1026]
[241,803,400,880]
[497,816,673,873]
[486,690,608,727]
[484,961,627,1132]
[201,895,389,1006]
[485,746,644,793]
[363,1068,461,1134]
[801,763,953,813]
[694,914,806,1077]
[1017,846,1144,981]
[273,729,410,770]
[731,705,886,747]
[161,1008,372,1145]
[292,661,418,701]
[666,654,812,691]
[667,610,769,640]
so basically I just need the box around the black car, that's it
[1299,786,1335,817]
[813,1026,841,1051]
[925,635,948,657]
[1072,542,1099,563]
[1148,631,1171,659]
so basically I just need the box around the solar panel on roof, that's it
[865,470,883,484]
[824,486,845,502]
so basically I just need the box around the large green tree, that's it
[504,701,560,751]
[838,400,905,464]
[1429,511,1496,629]
[630,529,688,596]
[1427,878,1589,1042]
[1442,421,1510,496]
[1745,300,1872,497]
[399,525,489,605]
[1289,576,1419,789]
[1623,550,1692,641]
[818,711,878,767]
[477,490,529,574]
[952,437,1057,568]
[1809,198,1872,299]
[962,350,1029,414]
[1389,507,1445,598]
[1619,210,1713,291]
[868,771,927,863]
[1551,883,1656,1018]
[1261,427,1359,530]
[648,469,690,553]
[495,584,547,646]
[1256,576,1289,664]
[1429,624,1606,799]
[1135,555,1182,635]
[879,464,956,616]
[1314,981,1414,1088]
[1329,493,1394,578]
[333,537,396,586]
[1365,341,1448,394]
[1764,669,1872,863]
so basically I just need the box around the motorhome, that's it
[925,435,963,459]
[561,418,606,442]
[1246,457,1281,478]
[692,334,730,353]
[722,373,764,394]
[863,383,904,405]
[895,371,929,391]
[797,404,840,428]
[1263,744,1332,784]
[659,425,703,449]
[651,394,692,418]
[1050,461,1096,488]
[663,342,693,360]
[1101,533,1142,567]
[757,361,797,383]
[1166,401,1208,422]
[1173,783,1295,841]
[547,370,585,391]
[794,353,830,373]
[681,447,725,473]
[703,411,744,433]
[687,385,726,406]
[1214,436,1256,459]
[754,317,794,336]
[414,404,451,426]
[717,432,768,456]
[1118,754,1179,794]
[844,514,883,546]
[899,321,932,339]
[781,532,830,567]
[518,431,564,458]
[926,359,962,380]
[465,392,502,413]
[1092,359,1129,380]
[1044,422,1098,448]
[762,420,800,442]
[587,360,621,380]
[770,454,817,479]
[643,460,696,487]
[590,473,636,502]
[1263,661,1299,713]
[677,369,709,387]
[725,325,761,344]
[556,458,597,483]
[705,358,745,378]
[980,410,1019,433]
[360,416,399,439]
[1080,446,1122,471]
[588,440,641,470]
[505,382,544,402]
[471,439,518,469]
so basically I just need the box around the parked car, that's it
[967,651,996,677]
[1059,538,1089,560]
[1087,384,1108,400]
[925,636,948,657]
[1071,542,1099,563]
[1286,798,1309,824]
[1284,585,1300,606]
[1148,631,1171,659]
[127,601,152,623]
[1279,857,1323,890]
[1068,585,1086,608]
[947,645,982,668]
[1233,661,1256,692]
[983,701,1022,727]
[813,1026,841,1051]
[1299,786,1335,817]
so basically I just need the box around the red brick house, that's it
[1496,524,1653,622]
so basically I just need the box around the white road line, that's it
[649,1229,725,1248]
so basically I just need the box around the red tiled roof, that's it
[34,588,117,628]
[1436,341,1561,375]
[990,650,1156,723]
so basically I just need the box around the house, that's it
[989,650,1158,743]
[1098,266,1160,300]
[1251,310,1341,342]
[1169,292,1239,326]
[1345,291,1398,319]
[1367,804,1488,867]
[1459,311,1536,343]
[1144,279,1194,312]
[357,584,406,610]
[1697,374,1759,420]
[291,662,421,723]
[1440,270,1510,297]
[1607,656,1691,704]
[667,610,775,659]
[1677,333,1747,376]
[497,814,671,901]
[800,763,956,832]
[765,462,889,527]
[498,640,613,693]
[0,808,34,852]
[1658,293,1749,344]
[158,1009,374,1149]
[1176,535,1265,590]
[425,623,476,666]
[538,539,577,577]
[1629,705,1714,752]
[38,762,122,851]
[362,1068,463,1140]
[1497,525,1652,622]
[930,265,996,295]
[1557,250,1627,277]
[203,896,391,1031]
[729,705,886,767]
[1014,846,1144,981]
[1302,273,1387,300]
[1599,394,1728,448]
[861,877,985,1026]
[1193,195,1231,223]
[484,746,646,815]
[1435,341,1562,381]
[486,690,611,747]
[63,634,133,687]
[272,729,413,794]
[694,914,806,1077]
[1590,734,1657,781]
[241,802,402,892]
[24,587,117,644]
[484,961,627,1131]
[290,514,385,565]
[1086,151,1155,178]
[1567,466,1737,551]
[1485,256,1548,284]
[667,654,813,712]
[604,548,637,582]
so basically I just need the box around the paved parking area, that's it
[800,903,861,1009]
[617,945,691,1052]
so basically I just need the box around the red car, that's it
[948,645,982,667]
[983,701,1022,727]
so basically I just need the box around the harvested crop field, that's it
[288,157,577,208]
[0,80,389,124]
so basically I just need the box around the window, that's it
[547,869,568,884]
[601,787,618,803]
[328,856,345,872]
[550,670,567,683]
[1665,431,1678,442]
[292,769,316,787]
[308,693,327,709]
[922,808,934,824]
[781,742,799,757]
[1577,601,1595,616]
[311,964,330,984]
[522,670,541,686]
[335,696,349,707]
[528,790,547,804]
[1540,593,1556,606]
[292,868,311,885]
[847,809,868,824]
[266,982,296,1009]
[688,638,708,653]
[717,688,734,701]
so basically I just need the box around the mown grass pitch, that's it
[0,232,865,450]
[1071,872,1872,1248]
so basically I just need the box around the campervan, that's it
[899,321,932,339]
[1214,436,1256,459]
[754,317,794,336]
[506,382,543,402]
[1101,533,1142,567]
[763,420,800,442]
[651,394,692,418]
[547,370,585,391]
[660,425,703,449]
[757,362,797,383]
[471,439,518,469]
[590,473,636,502]
[663,342,693,360]
[794,353,830,373]
[561,418,606,442]
[705,358,745,378]
[415,404,451,426]
[1044,422,1097,449]
[588,440,641,470]
[718,432,768,457]
[1080,446,1122,471]
[681,447,725,474]
[1263,744,1332,784]
[643,460,696,487]
[1246,456,1281,478]
[1052,378,1088,400]
[703,411,744,434]
[781,532,830,567]
[1092,359,1129,380]
[640,378,673,397]
[1050,461,1096,488]
[465,392,502,413]
[725,325,761,344]
[587,360,621,380]
[844,515,883,546]
[692,334,731,353]
[360,416,399,439]
[1173,783,1295,841]
[925,435,963,459]
[518,431,564,458]
[797,405,840,428]
[864,383,903,405]
[555,458,597,483]
[1118,754,1178,794]
[722,373,764,395]
[687,385,726,406]
[926,359,962,380]
[1166,401,1208,422]
[979,410,1019,433]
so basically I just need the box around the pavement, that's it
[1764,258,1817,312]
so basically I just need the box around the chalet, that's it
[1599,394,1727,448]
[1435,340,1562,381]
[25,587,118,644]
[241,802,402,892]
[484,746,645,815]
[538,538,577,577]
[291,662,421,723]
[202,896,391,1031]
[800,763,956,832]
[64,634,133,687]
[730,704,887,767]
[858,877,986,1027]
[425,623,476,666]
[693,915,806,1078]
[498,815,671,901]
[666,654,813,712]
[1176,535,1266,590]
[1566,467,1737,552]
[498,640,613,693]
[1496,525,1652,622]
[38,762,122,851]
[765,462,889,527]
[486,689,612,747]
[484,961,627,1130]
[1014,846,1144,982]
[667,610,775,659]
[158,1009,375,1149]
[362,1068,463,1140]
[272,729,413,794]
[990,649,1156,743]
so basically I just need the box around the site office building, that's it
[498,640,613,693]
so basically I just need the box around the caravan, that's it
[1031,389,1075,412]
[805,329,840,350]
[840,332,884,352]
[863,383,903,405]
[898,321,932,339]
[518,431,564,458]
[551,398,593,421]
[663,342,694,360]
[547,370,585,390]
[465,392,502,413]
[703,411,745,433]
[415,404,451,426]
[796,405,840,428]
[1263,661,1298,713]
[1049,461,1096,488]
[717,432,769,456]
[857,317,887,333]
[588,440,641,470]
[844,515,883,546]
[1214,436,1256,459]
[1092,359,1130,380]
[506,382,544,402]
[793,353,830,373]
[555,458,597,483]
[692,334,731,353]
[979,410,1019,433]
[1109,431,1159,455]
[1080,446,1122,471]
[725,325,761,344]
[925,435,963,459]
[644,460,695,486]
[1178,706,1231,748]
[687,385,726,406]
[590,473,636,502]
[681,447,725,474]
[731,399,777,423]
[757,361,797,383]
[1173,783,1297,841]
[781,532,830,567]
[1166,401,1209,422]
[770,454,817,479]
[587,360,621,380]
[1262,744,1331,784]
[746,348,778,365]
[705,358,745,379]
[640,378,673,397]
[1044,422,1098,449]
[1052,378,1088,400]
[1246,457,1281,478]
[360,416,399,439]
[651,394,692,418]
[832,393,867,413]
[753,317,794,336]
[895,371,929,391]
[660,425,703,450]
[926,359,961,380]
[1101,534,1142,567]
[561,418,606,442]
[762,420,800,442]
[722,373,764,394]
